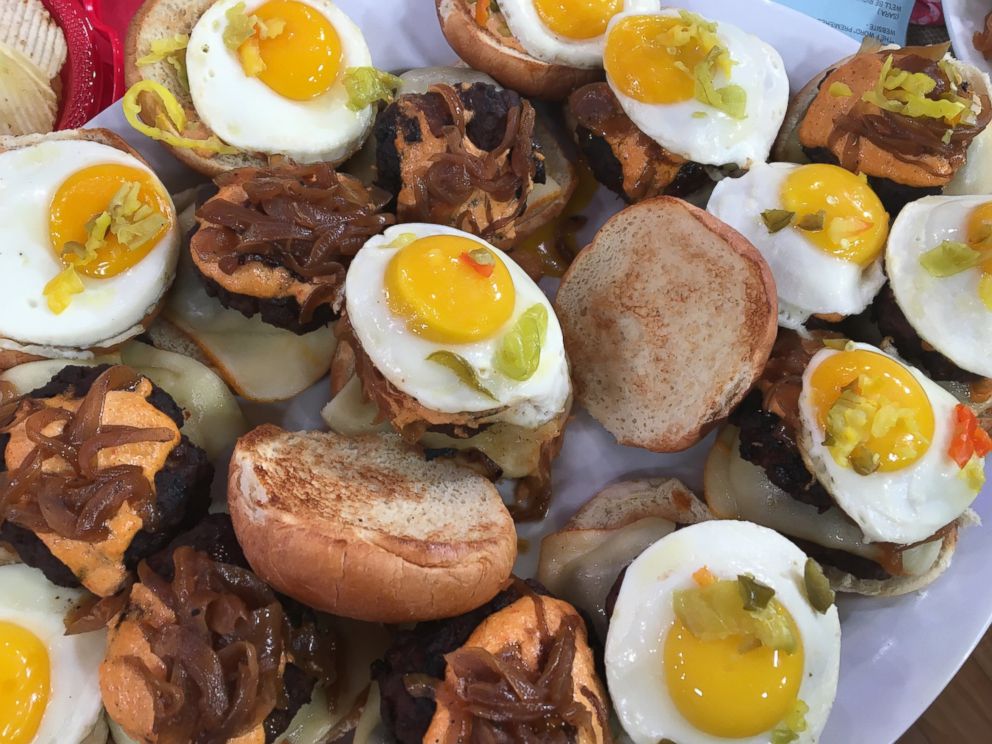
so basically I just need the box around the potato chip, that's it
[0,0,67,81]
[0,41,58,135]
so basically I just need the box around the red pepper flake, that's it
[949,404,991,467]
[460,249,495,278]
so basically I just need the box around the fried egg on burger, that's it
[325,223,571,518]
[126,0,387,170]
[708,162,889,330]
[705,333,986,594]
[603,7,789,169]
[0,136,178,358]
[496,0,659,68]
[606,521,840,744]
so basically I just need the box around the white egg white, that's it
[708,163,886,330]
[498,0,660,69]
[605,520,841,744]
[887,195,992,378]
[186,0,373,163]
[345,224,570,429]
[798,343,981,545]
[0,563,107,744]
[604,8,789,168]
[0,140,179,357]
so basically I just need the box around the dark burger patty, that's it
[198,267,335,335]
[186,223,335,336]
[573,124,707,202]
[373,580,548,744]
[0,365,213,589]
[374,82,546,210]
[802,145,941,216]
[872,283,981,384]
[730,391,834,511]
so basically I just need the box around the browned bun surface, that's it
[435,0,601,101]
[228,424,518,623]
[555,196,778,452]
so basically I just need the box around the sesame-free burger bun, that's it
[228,425,518,623]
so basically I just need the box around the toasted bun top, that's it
[435,0,601,101]
[126,0,268,176]
[555,196,777,452]
[228,425,518,622]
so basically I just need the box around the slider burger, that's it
[191,163,395,333]
[707,162,890,332]
[125,0,392,176]
[565,8,789,202]
[434,0,638,101]
[373,578,610,743]
[605,521,841,744]
[372,67,576,250]
[706,331,986,595]
[325,223,572,519]
[542,486,842,743]
[98,514,337,744]
[228,425,518,621]
[0,130,179,364]
[775,41,992,213]
[874,194,992,412]
[0,364,212,597]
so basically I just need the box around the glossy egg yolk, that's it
[533,0,622,40]
[664,606,804,738]
[254,0,342,101]
[0,621,50,744]
[49,164,171,278]
[385,235,515,343]
[781,164,889,266]
[808,349,934,471]
[604,15,714,105]
[966,200,992,270]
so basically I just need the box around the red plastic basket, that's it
[42,0,138,128]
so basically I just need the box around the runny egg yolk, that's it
[49,164,171,278]
[254,0,342,101]
[663,607,804,738]
[385,235,515,343]
[781,164,889,266]
[0,621,50,744]
[809,349,934,471]
[604,15,713,105]
[533,0,622,40]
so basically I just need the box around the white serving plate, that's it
[89,2,991,742]
[945,0,992,75]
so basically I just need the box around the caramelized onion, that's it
[832,50,992,176]
[65,585,131,635]
[976,12,992,60]
[407,591,607,743]
[124,547,289,744]
[0,367,176,542]
[196,163,394,318]
[405,84,538,240]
